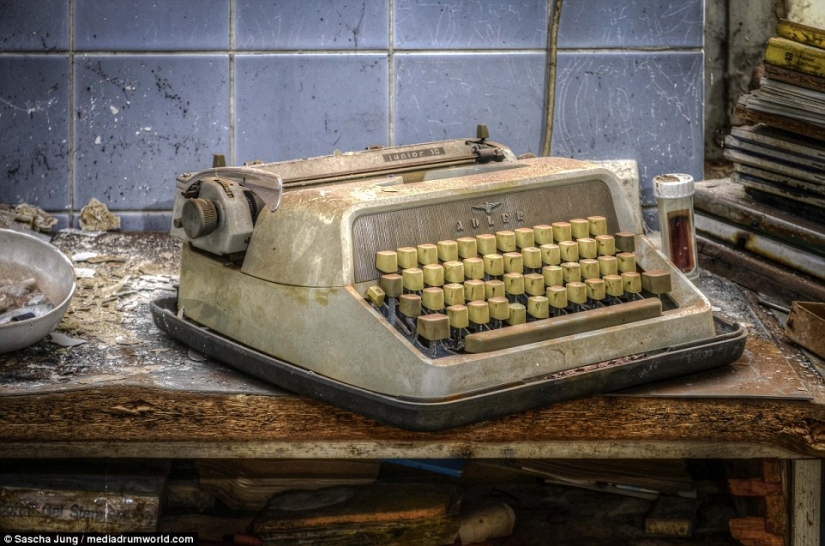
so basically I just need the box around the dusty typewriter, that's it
[151,127,746,430]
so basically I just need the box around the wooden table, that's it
[1,231,823,543]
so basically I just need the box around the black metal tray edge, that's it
[150,296,747,431]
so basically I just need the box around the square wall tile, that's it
[235,54,388,163]
[394,53,545,156]
[236,1,388,50]
[550,51,704,207]
[74,0,229,51]
[0,0,69,51]
[558,0,703,48]
[73,55,229,211]
[0,55,70,210]
[394,0,548,49]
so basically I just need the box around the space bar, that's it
[463,298,662,354]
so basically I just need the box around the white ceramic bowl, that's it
[0,229,76,354]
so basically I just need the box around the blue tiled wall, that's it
[0,0,703,231]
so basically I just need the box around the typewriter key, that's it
[380,274,403,298]
[488,296,509,329]
[423,263,445,287]
[615,232,636,253]
[397,247,418,269]
[580,258,600,280]
[527,295,550,321]
[561,261,581,284]
[547,285,568,317]
[566,281,588,312]
[533,224,554,245]
[464,279,486,302]
[496,230,516,253]
[443,283,465,306]
[570,218,589,240]
[443,260,464,283]
[524,273,545,297]
[515,227,535,249]
[483,253,504,278]
[542,265,563,288]
[552,221,572,243]
[447,304,470,329]
[476,233,497,256]
[502,252,524,274]
[617,252,636,273]
[603,274,624,305]
[463,257,484,280]
[598,255,618,277]
[642,270,672,296]
[437,240,458,262]
[367,285,385,308]
[596,234,616,256]
[540,243,561,266]
[417,243,438,266]
[375,250,398,274]
[577,238,597,259]
[503,272,525,304]
[622,271,644,301]
[484,279,505,300]
[468,300,490,331]
[456,237,478,259]
[422,287,445,313]
[507,303,527,326]
[522,247,542,272]
[585,278,606,308]
[588,216,608,236]
[402,267,424,293]
[559,241,579,263]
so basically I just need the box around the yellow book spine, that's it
[777,19,825,50]
[764,37,825,78]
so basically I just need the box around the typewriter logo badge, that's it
[472,202,502,215]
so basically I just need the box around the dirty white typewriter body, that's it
[152,127,745,430]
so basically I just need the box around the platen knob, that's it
[181,198,218,239]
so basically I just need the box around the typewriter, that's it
[151,126,746,430]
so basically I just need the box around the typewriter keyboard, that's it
[364,216,674,358]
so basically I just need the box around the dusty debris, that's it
[79,198,121,231]
[0,203,58,233]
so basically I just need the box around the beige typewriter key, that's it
[540,243,561,266]
[464,279,486,302]
[533,224,554,245]
[447,304,470,329]
[588,216,608,236]
[488,296,510,327]
[596,234,616,256]
[585,278,606,307]
[367,285,385,308]
[375,250,398,274]
[476,233,497,256]
[495,230,516,253]
[622,271,643,301]
[580,258,599,280]
[552,221,572,243]
[522,247,542,272]
[423,263,445,287]
[503,272,525,300]
[561,261,581,284]
[485,279,505,300]
[443,283,466,306]
[437,240,458,262]
[559,240,579,263]
[524,273,545,297]
[401,267,424,293]
[603,274,624,300]
[463,257,484,280]
[542,265,563,288]
[547,285,568,316]
[468,300,490,331]
[566,281,588,312]
[399,293,422,319]
[577,237,597,259]
[456,236,478,259]
[515,227,535,249]
[570,218,589,240]
[617,252,636,273]
[397,247,418,270]
[502,251,524,274]
[422,287,445,313]
[416,313,450,341]
[443,260,464,283]
[507,303,527,326]
[641,270,672,296]
[615,232,636,253]
[527,295,550,320]
[598,255,618,277]
[483,253,504,278]
[417,243,438,266]
[380,273,403,298]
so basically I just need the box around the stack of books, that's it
[694,18,825,303]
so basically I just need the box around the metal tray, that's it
[150,296,747,431]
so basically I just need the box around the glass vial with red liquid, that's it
[653,173,699,283]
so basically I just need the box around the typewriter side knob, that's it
[180,198,218,239]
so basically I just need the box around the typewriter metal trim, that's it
[154,134,746,428]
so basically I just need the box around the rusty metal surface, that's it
[786,302,825,360]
